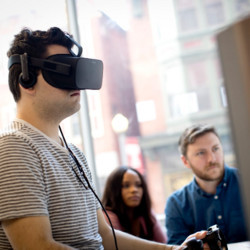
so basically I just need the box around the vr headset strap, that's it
[8,54,71,76]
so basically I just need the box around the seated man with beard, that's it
[165,124,247,245]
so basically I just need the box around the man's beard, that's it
[190,161,225,182]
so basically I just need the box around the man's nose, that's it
[208,151,216,163]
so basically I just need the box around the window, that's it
[87,91,105,138]
[186,60,207,88]
[204,0,225,26]
[175,0,198,32]
[234,0,250,14]
[132,0,144,18]
[169,92,199,117]
[0,0,249,216]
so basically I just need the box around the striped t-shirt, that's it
[0,119,103,249]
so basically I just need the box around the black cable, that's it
[59,126,119,250]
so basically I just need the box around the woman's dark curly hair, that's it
[102,166,155,240]
[7,27,73,102]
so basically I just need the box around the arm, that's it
[98,208,185,250]
[2,216,76,250]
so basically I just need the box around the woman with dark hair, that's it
[102,166,167,243]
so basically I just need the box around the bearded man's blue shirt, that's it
[165,166,247,245]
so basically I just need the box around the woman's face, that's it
[121,169,143,208]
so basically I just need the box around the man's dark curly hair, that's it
[7,27,74,102]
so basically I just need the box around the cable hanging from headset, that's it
[59,126,118,250]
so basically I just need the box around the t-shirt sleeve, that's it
[0,135,48,221]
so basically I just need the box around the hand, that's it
[171,231,210,250]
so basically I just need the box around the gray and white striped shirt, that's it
[0,119,103,249]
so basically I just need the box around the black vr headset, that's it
[8,35,103,90]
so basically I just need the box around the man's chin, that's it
[205,170,224,182]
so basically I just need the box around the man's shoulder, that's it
[0,120,64,155]
[224,165,239,177]
[165,181,195,216]
[224,165,241,185]
[0,120,40,145]
[167,180,194,202]
[0,121,23,142]
[0,119,32,137]
[225,165,238,172]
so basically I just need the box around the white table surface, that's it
[228,241,250,249]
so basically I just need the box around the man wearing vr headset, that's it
[0,27,207,250]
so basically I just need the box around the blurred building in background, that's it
[0,0,249,215]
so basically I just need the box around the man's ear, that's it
[181,155,190,169]
[19,83,36,95]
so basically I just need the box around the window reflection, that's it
[75,0,250,214]
[0,0,250,217]
[234,0,250,14]
[175,0,198,32]
[205,0,225,26]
